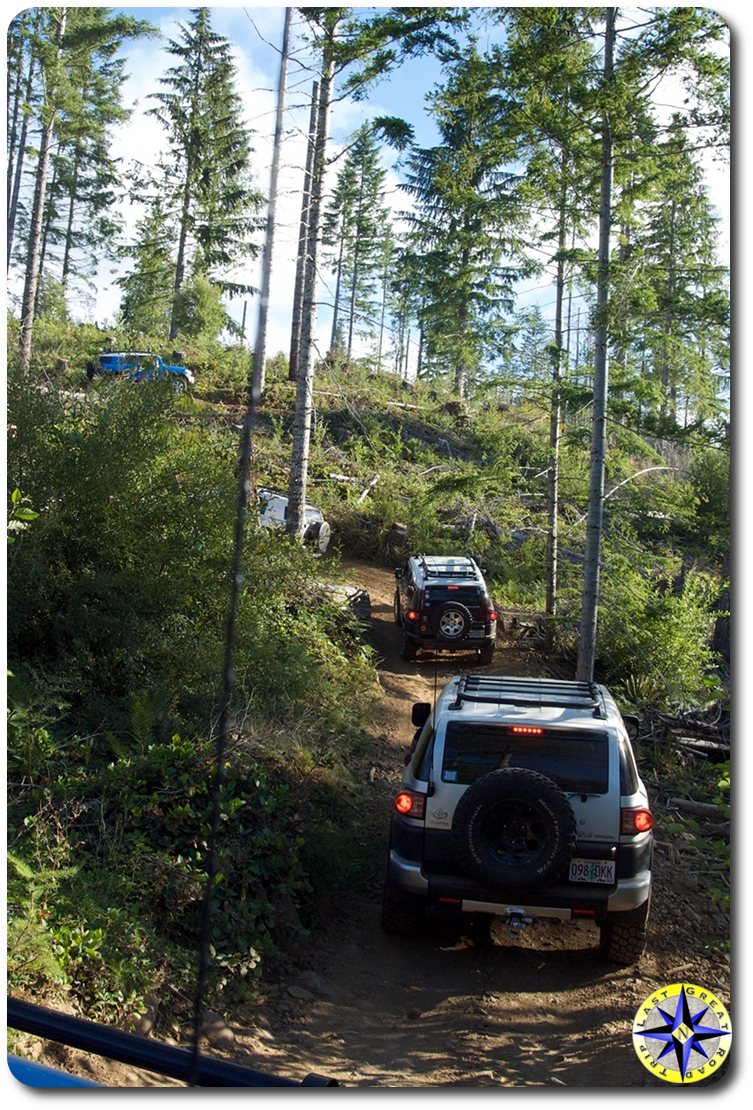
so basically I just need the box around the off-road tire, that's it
[393,589,402,625]
[303,520,331,554]
[381,878,425,936]
[452,768,577,890]
[400,628,417,661]
[478,643,495,665]
[599,920,648,965]
[432,601,472,643]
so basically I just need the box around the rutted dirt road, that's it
[30,559,731,1088]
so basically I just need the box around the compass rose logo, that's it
[632,982,732,1084]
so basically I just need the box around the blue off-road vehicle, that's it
[87,351,195,392]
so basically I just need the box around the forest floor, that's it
[18,558,732,1090]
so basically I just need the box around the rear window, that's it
[423,587,483,606]
[441,722,609,794]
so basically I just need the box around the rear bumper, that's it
[388,849,651,919]
[402,629,496,651]
[605,869,652,913]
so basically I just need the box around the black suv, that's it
[394,555,497,664]
[382,674,653,965]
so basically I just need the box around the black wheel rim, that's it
[478,799,553,871]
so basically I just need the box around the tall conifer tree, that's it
[322,125,390,359]
[15,6,153,373]
[400,46,528,398]
[147,7,263,341]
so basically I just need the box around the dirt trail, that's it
[32,559,730,1088]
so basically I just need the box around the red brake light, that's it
[621,807,653,834]
[406,610,417,621]
[511,725,543,735]
[394,791,426,819]
[488,611,497,622]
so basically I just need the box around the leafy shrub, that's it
[598,563,722,705]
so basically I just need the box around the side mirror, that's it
[411,702,431,728]
[622,714,640,741]
[395,567,405,579]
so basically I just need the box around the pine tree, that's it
[116,196,176,343]
[615,125,729,427]
[399,46,528,398]
[322,125,390,359]
[147,6,263,341]
[495,7,601,648]
[32,47,132,304]
[287,6,467,537]
[16,7,154,373]
[7,9,42,270]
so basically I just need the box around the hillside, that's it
[7,355,730,1086]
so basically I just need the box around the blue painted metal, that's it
[8,1055,105,1087]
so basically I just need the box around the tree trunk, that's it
[7,25,36,271]
[289,80,319,381]
[169,180,193,341]
[61,142,82,295]
[251,7,291,402]
[19,9,67,375]
[286,54,334,538]
[660,198,677,421]
[37,151,62,304]
[544,161,569,653]
[346,168,366,360]
[576,7,615,682]
[329,218,345,352]
[377,254,389,371]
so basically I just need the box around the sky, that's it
[60,4,490,368]
[5,3,733,378]
[102,5,511,369]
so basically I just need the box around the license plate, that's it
[569,859,615,884]
[468,630,484,638]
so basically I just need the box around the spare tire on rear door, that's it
[432,601,472,643]
[451,768,577,891]
[304,520,331,553]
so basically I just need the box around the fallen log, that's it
[667,798,722,818]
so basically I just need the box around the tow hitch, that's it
[505,910,533,940]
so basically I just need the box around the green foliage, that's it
[7,356,384,1016]
[654,757,730,914]
[171,274,229,343]
[145,6,263,340]
[688,447,730,553]
[7,488,39,545]
[7,851,67,992]
[598,563,722,705]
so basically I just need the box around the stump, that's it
[387,522,409,555]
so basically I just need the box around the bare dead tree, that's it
[576,8,616,682]
[288,79,319,382]
[251,7,291,401]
